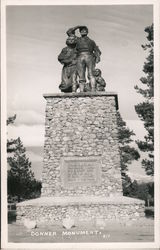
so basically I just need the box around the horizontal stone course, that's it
[16,196,145,224]
[17,196,145,206]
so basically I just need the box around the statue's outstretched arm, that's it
[66,25,83,36]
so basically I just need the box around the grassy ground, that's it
[8,218,154,243]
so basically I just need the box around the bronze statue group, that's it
[58,26,106,93]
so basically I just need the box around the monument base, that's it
[16,196,145,225]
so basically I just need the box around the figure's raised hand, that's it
[67,26,81,36]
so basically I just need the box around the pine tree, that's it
[7,114,16,126]
[7,137,36,202]
[117,112,140,195]
[7,115,18,153]
[7,116,42,201]
[135,24,154,175]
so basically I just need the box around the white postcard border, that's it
[1,0,160,249]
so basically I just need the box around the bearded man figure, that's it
[67,25,101,92]
[58,35,78,93]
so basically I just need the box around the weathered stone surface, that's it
[16,92,145,223]
[23,218,37,229]
[16,196,145,224]
[62,216,75,229]
[42,92,122,197]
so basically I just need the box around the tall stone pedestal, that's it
[16,92,145,225]
[42,92,122,197]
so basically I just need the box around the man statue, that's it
[67,25,101,92]
[58,35,78,93]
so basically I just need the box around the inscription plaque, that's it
[60,157,102,188]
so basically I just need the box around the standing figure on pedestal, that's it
[67,25,101,92]
[58,35,78,93]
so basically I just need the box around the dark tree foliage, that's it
[131,181,149,203]
[117,112,140,195]
[135,24,154,175]
[7,137,38,202]
[147,181,154,206]
[7,116,42,202]
[7,115,18,153]
[7,115,16,126]
[7,138,19,153]
[124,180,154,207]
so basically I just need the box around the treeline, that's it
[7,116,41,203]
[123,177,154,207]
[118,23,154,206]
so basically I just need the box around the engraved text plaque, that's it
[60,157,102,188]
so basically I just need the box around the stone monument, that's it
[16,26,145,226]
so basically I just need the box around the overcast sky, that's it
[7,5,153,180]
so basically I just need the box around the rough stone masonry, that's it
[42,92,122,197]
[16,92,145,224]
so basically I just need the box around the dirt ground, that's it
[8,218,154,243]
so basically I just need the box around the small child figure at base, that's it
[93,68,106,91]
[84,68,106,92]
